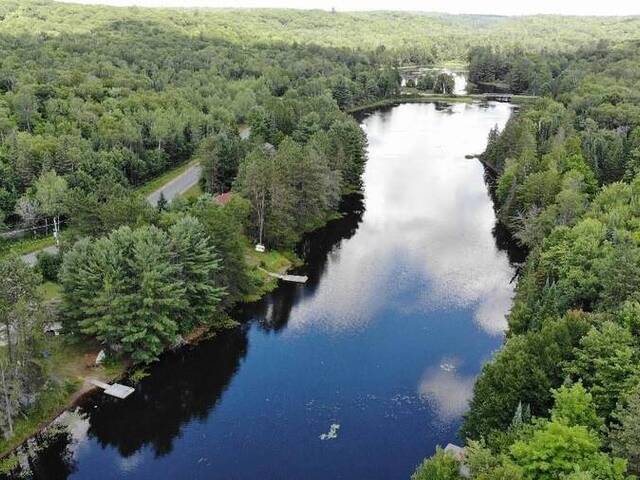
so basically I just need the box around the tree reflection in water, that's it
[83,329,249,458]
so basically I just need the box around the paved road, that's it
[146,164,202,206]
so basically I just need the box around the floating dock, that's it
[277,274,308,283]
[259,268,308,284]
[89,379,135,399]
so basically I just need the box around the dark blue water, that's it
[18,102,517,480]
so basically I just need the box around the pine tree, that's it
[120,226,186,364]
[157,191,168,211]
[169,216,225,330]
[61,226,188,364]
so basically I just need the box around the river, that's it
[15,101,518,480]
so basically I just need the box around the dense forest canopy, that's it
[2,1,640,63]
[0,0,394,230]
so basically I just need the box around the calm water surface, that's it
[22,102,517,480]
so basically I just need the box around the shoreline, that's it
[347,93,537,114]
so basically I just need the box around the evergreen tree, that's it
[157,191,168,211]
[61,226,187,364]
[169,215,225,329]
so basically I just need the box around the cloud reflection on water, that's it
[286,102,514,336]
[418,361,476,422]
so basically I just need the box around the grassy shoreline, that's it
[0,340,128,467]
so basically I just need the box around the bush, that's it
[411,448,461,480]
[35,250,62,281]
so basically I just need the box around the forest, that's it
[0,0,640,478]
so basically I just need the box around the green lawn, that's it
[39,281,62,301]
[243,241,302,302]
[0,235,55,260]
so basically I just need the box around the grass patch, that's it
[39,281,62,301]
[0,454,19,475]
[47,336,125,385]
[182,182,203,200]
[136,159,200,197]
[0,235,55,259]
[0,336,126,459]
[243,242,302,302]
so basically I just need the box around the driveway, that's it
[21,245,59,266]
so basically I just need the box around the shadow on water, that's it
[10,329,250,479]
[482,161,528,268]
[17,428,76,480]
[82,329,249,458]
[234,193,364,333]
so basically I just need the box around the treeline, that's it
[3,1,640,67]
[468,40,640,97]
[407,72,456,94]
[413,41,640,478]
[467,45,567,94]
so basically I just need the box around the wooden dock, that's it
[259,268,308,284]
[89,379,135,399]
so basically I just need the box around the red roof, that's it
[214,192,233,205]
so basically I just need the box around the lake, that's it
[18,101,517,480]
